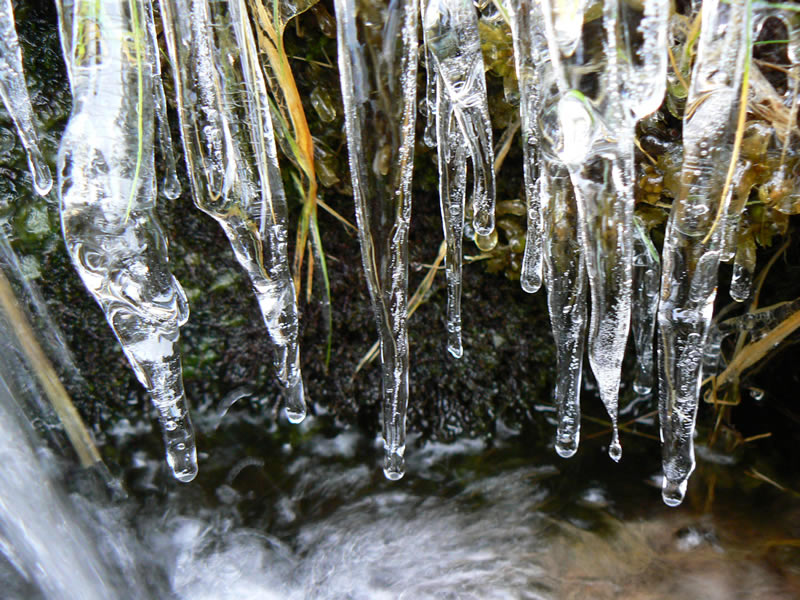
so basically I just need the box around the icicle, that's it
[424,0,495,357]
[57,0,197,481]
[334,0,418,479]
[0,0,52,196]
[507,0,548,294]
[423,46,437,149]
[542,155,587,458]
[159,0,305,421]
[144,0,181,200]
[541,0,668,461]
[657,0,749,506]
[631,217,660,396]
[543,8,624,462]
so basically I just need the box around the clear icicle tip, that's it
[608,436,622,462]
[555,438,578,459]
[161,173,181,200]
[662,477,688,507]
[383,445,406,481]
[283,376,307,424]
[447,336,463,359]
[28,146,53,196]
[164,431,198,483]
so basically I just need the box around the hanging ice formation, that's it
[159,0,306,422]
[505,0,586,458]
[143,0,181,201]
[423,0,496,359]
[5,0,797,505]
[656,0,749,506]
[56,0,197,482]
[507,0,546,294]
[334,0,419,480]
[0,0,52,196]
[527,0,668,461]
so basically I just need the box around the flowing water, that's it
[1,354,799,599]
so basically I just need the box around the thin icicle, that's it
[0,0,52,196]
[57,0,197,481]
[507,0,548,294]
[424,0,495,357]
[657,0,749,506]
[631,217,660,396]
[144,0,181,200]
[542,155,587,458]
[159,0,305,421]
[334,0,418,479]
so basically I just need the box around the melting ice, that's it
[159,0,306,422]
[57,0,197,482]
[4,0,796,505]
[424,0,496,359]
[335,0,419,479]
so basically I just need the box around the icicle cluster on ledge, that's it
[1,0,799,506]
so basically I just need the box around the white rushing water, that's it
[4,0,799,505]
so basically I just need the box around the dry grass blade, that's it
[0,269,102,468]
[713,302,800,388]
[248,0,320,297]
[354,241,447,375]
[701,2,753,245]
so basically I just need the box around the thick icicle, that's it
[0,0,52,196]
[631,217,660,396]
[334,0,418,479]
[424,0,495,357]
[507,0,548,293]
[57,0,197,481]
[159,0,305,421]
[657,0,749,506]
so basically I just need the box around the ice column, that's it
[542,0,626,461]
[159,0,306,422]
[540,145,588,458]
[0,0,53,196]
[334,0,418,479]
[143,0,181,200]
[657,0,748,506]
[424,0,496,358]
[507,0,549,293]
[57,0,197,481]
[512,3,589,457]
